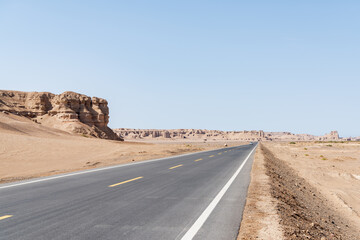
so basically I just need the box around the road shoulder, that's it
[237,144,284,239]
[238,143,360,240]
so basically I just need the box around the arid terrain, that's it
[115,128,359,142]
[0,90,120,140]
[0,111,242,183]
[2,90,360,239]
[0,90,245,183]
[238,142,360,240]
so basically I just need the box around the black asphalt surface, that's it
[0,143,257,240]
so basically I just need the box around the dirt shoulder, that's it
[238,143,360,239]
[263,144,359,239]
[266,141,360,230]
[237,145,284,239]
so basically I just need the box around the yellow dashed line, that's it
[109,177,143,187]
[194,158,203,162]
[0,215,12,221]
[169,164,183,170]
[209,155,215,158]
[218,152,222,155]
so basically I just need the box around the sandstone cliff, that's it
[0,90,120,140]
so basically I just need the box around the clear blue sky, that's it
[1,1,359,137]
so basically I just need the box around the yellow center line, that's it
[218,152,222,155]
[169,164,183,169]
[194,158,203,162]
[0,215,12,221]
[225,151,227,153]
[209,155,215,158]
[109,176,143,187]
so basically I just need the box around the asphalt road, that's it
[0,143,257,240]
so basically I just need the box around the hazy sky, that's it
[1,1,359,137]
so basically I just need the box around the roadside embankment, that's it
[238,143,360,240]
[237,145,284,239]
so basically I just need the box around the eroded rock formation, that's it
[114,129,268,141]
[0,90,120,140]
[114,128,342,142]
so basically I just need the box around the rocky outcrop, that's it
[0,91,55,117]
[0,90,120,140]
[114,128,343,142]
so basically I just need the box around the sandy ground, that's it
[266,142,360,235]
[0,112,243,183]
[237,147,284,240]
[238,142,360,240]
[4,111,360,239]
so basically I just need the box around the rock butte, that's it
[0,90,120,140]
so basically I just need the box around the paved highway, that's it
[0,143,257,240]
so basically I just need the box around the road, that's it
[0,143,257,240]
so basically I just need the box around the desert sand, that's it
[0,112,241,183]
[2,89,360,239]
[0,90,245,183]
[268,142,360,229]
[239,142,360,240]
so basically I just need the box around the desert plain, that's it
[0,111,243,183]
[239,141,360,239]
[1,90,360,240]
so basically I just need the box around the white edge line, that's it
[180,144,257,240]
[0,144,251,190]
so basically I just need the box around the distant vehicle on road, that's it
[249,142,253,145]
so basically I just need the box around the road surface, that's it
[0,143,257,240]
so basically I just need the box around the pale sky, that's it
[1,1,359,137]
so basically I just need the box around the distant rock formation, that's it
[317,131,340,141]
[0,90,120,140]
[114,128,343,142]
[114,129,268,141]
